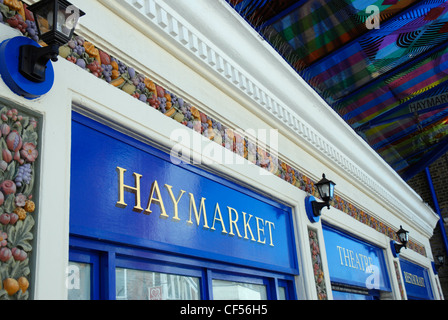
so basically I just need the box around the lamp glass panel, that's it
[57,8,71,36]
[318,183,330,199]
[399,231,408,243]
[397,227,408,243]
[57,6,81,37]
[35,6,54,36]
[329,183,335,198]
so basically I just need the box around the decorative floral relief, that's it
[0,1,426,257]
[393,261,405,300]
[308,228,327,300]
[0,105,38,300]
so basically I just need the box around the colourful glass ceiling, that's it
[227,0,448,180]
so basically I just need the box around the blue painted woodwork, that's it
[322,224,391,292]
[69,234,297,300]
[70,113,298,300]
[70,112,298,277]
[305,195,320,223]
[400,259,434,300]
[332,291,376,300]
[390,240,400,258]
[0,36,54,99]
[68,249,100,300]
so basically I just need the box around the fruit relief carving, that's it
[0,106,38,300]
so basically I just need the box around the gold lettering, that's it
[337,246,345,266]
[336,246,379,273]
[164,184,186,222]
[265,220,275,247]
[116,167,143,212]
[115,167,280,248]
[242,212,255,241]
[349,250,355,268]
[363,255,370,271]
[342,247,350,266]
[187,194,209,229]
[211,203,227,234]
[227,207,242,238]
[145,180,168,218]
[355,252,362,270]
[403,271,425,287]
[256,217,266,244]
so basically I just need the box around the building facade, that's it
[0,0,443,300]
[408,151,448,298]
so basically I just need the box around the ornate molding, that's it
[102,0,437,237]
[308,228,328,300]
[0,104,39,300]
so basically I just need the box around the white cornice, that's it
[93,0,438,237]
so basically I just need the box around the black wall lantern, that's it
[435,255,445,270]
[19,0,85,82]
[306,174,336,222]
[432,254,445,275]
[391,225,409,257]
[312,174,336,217]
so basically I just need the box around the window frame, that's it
[68,248,101,300]
[69,235,297,300]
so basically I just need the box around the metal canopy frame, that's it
[227,0,448,181]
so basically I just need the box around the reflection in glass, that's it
[212,279,267,300]
[67,262,91,300]
[57,9,69,35]
[116,268,200,300]
[278,286,286,300]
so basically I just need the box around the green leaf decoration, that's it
[9,259,30,279]
[21,125,37,145]
[0,290,7,300]
[4,194,14,213]
[4,161,16,181]
[17,289,29,300]
[0,138,7,158]
[7,216,35,252]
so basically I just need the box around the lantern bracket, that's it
[305,174,336,223]
[19,43,59,83]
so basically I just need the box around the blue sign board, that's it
[70,113,298,275]
[400,259,434,300]
[322,224,391,291]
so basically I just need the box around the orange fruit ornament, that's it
[18,277,29,293]
[3,278,19,296]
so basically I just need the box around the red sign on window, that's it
[149,286,162,300]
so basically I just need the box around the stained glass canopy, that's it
[227,0,448,180]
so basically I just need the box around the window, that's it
[69,236,296,300]
[67,261,91,300]
[212,279,267,300]
[116,268,200,300]
[67,249,100,300]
